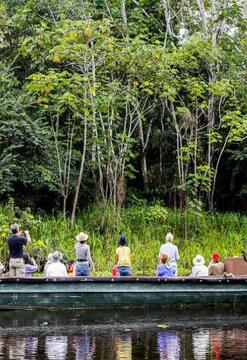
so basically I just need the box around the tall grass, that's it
[0,201,246,275]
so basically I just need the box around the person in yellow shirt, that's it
[116,235,131,276]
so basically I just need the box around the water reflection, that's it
[192,329,210,360]
[157,331,180,360]
[115,334,132,360]
[74,334,95,360]
[45,336,68,359]
[8,337,25,359]
[0,327,246,359]
[210,329,222,360]
[25,337,38,359]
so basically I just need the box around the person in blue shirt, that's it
[156,253,176,277]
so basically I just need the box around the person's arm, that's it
[175,246,179,261]
[63,264,68,276]
[116,248,119,265]
[44,262,48,275]
[159,245,164,258]
[24,231,31,243]
[208,264,213,275]
[190,266,195,277]
[156,265,160,276]
[87,247,94,271]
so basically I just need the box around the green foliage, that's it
[1,201,247,276]
[0,0,246,214]
[145,204,168,224]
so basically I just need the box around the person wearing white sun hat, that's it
[75,232,94,276]
[190,254,209,277]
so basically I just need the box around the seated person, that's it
[23,254,38,277]
[191,255,209,276]
[208,253,224,276]
[156,253,176,277]
[112,264,119,276]
[116,235,131,277]
[46,252,67,277]
[44,253,53,276]
[0,262,5,275]
[67,260,76,276]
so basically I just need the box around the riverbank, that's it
[0,201,246,275]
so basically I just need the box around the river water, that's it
[0,309,247,359]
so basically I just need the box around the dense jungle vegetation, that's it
[0,1,246,273]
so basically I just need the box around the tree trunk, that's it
[140,153,148,189]
[71,115,88,225]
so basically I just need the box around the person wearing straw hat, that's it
[75,232,94,276]
[190,254,209,277]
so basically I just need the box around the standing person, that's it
[7,223,31,277]
[208,253,224,276]
[75,232,94,276]
[116,235,131,276]
[191,255,209,276]
[156,253,176,277]
[159,232,179,275]
[46,252,67,277]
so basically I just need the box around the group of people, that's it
[113,231,226,277]
[156,232,225,277]
[6,224,95,277]
[5,223,225,277]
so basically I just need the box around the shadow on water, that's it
[0,307,246,335]
[0,309,247,358]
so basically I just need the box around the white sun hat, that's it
[193,254,205,266]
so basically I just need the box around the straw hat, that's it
[76,232,89,242]
[193,254,205,266]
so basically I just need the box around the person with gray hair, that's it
[46,252,67,277]
[43,253,53,276]
[7,223,31,277]
[159,232,179,275]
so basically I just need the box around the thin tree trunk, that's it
[121,0,128,30]
[209,133,230,211]
[196,0,208,34]
[71,114,88,225]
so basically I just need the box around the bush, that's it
[0,200,246,275]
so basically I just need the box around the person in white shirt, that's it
[159,232,179,275]
[44,253,53,276]
[46,251,67,277]
[191,255,209,277]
